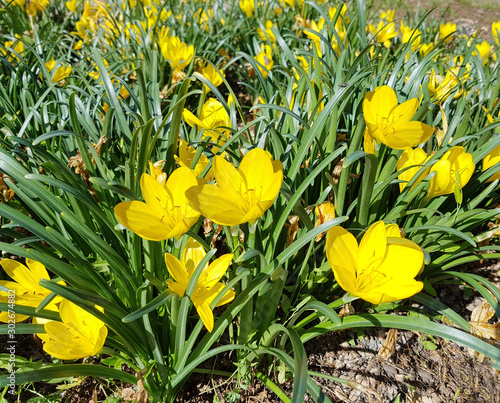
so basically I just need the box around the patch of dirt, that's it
[307,328,499,403]
[399,0,500,40]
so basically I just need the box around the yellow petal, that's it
[212,156,245,201]
[166,279,187,297]
[390,98,418,125]
[140,173,168,217]
[456,152,475,187]
[193,300,214,332]
[215,288,235,307]
[366,85,399,122]
[202,254,233,289]
[238,148,274,193]
[0,259,48,292]
[428,160,451,197]
[182,238,207,276]
[356,278,423,304]
[165,167,199,207]
[114,201,174,241]
[378,238,424,279]
[358,221,387,275]
[183,109,206,129]
[363,128,376,154]
[164,253,189,291]
[186,184,247,226]
[325,226,358,292]
[384,121,433,149]
[385,223,401,238]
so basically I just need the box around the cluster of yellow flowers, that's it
[12,0,50,16]
[0,259,107,360]
[362,85,492,199]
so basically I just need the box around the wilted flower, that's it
[314,201,336,242]
[165,238,234,332]
[38,300,107,360]
[439,22,456,43]
[148,160,167,186]
[0,173,15,203]
[363,86,434,151]
[427,146,475,198]
[186,148,283,226]
[482,143,500,182]
[326,221,424,304]
[397,148,431,192]
[114,168,200,241]
[254,45,274,79]
[0,259,65,322]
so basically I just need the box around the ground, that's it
[376,0,500,39]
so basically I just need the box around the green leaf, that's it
[0,324,45,334]
[0,364,137,386]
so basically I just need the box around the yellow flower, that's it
[186,148,283,226]
[0,259,65,322]
[165,238,234,332]
[282,0,304,6]
[182,98,230,148]
[493,21,500,46]
[401,25,421,52]
[45,60,72,83]
[257,20,277,43]
[314,201,336,242]
[368,20,398,48]
[66,0,77,11]
[427,146,475,198]
[114,168,200,241]
[397,147,431,192]
[2,34,24,61]
[326,221,424,305]
[482,144,500,182]
[161,36,194,72]
[174,140,213,180]
[239,0,254,17]
[199,63,225,90]
[419,42,434,57]
[473,41,491,65]
[439,22,456,43]
[38,300,107,360]
[254,45,274,79]
[26,0,49,16]
[379,9,395,22]
[363,86,434,150]
[427,67,468,102]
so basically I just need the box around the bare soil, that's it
[396,0,500,40]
